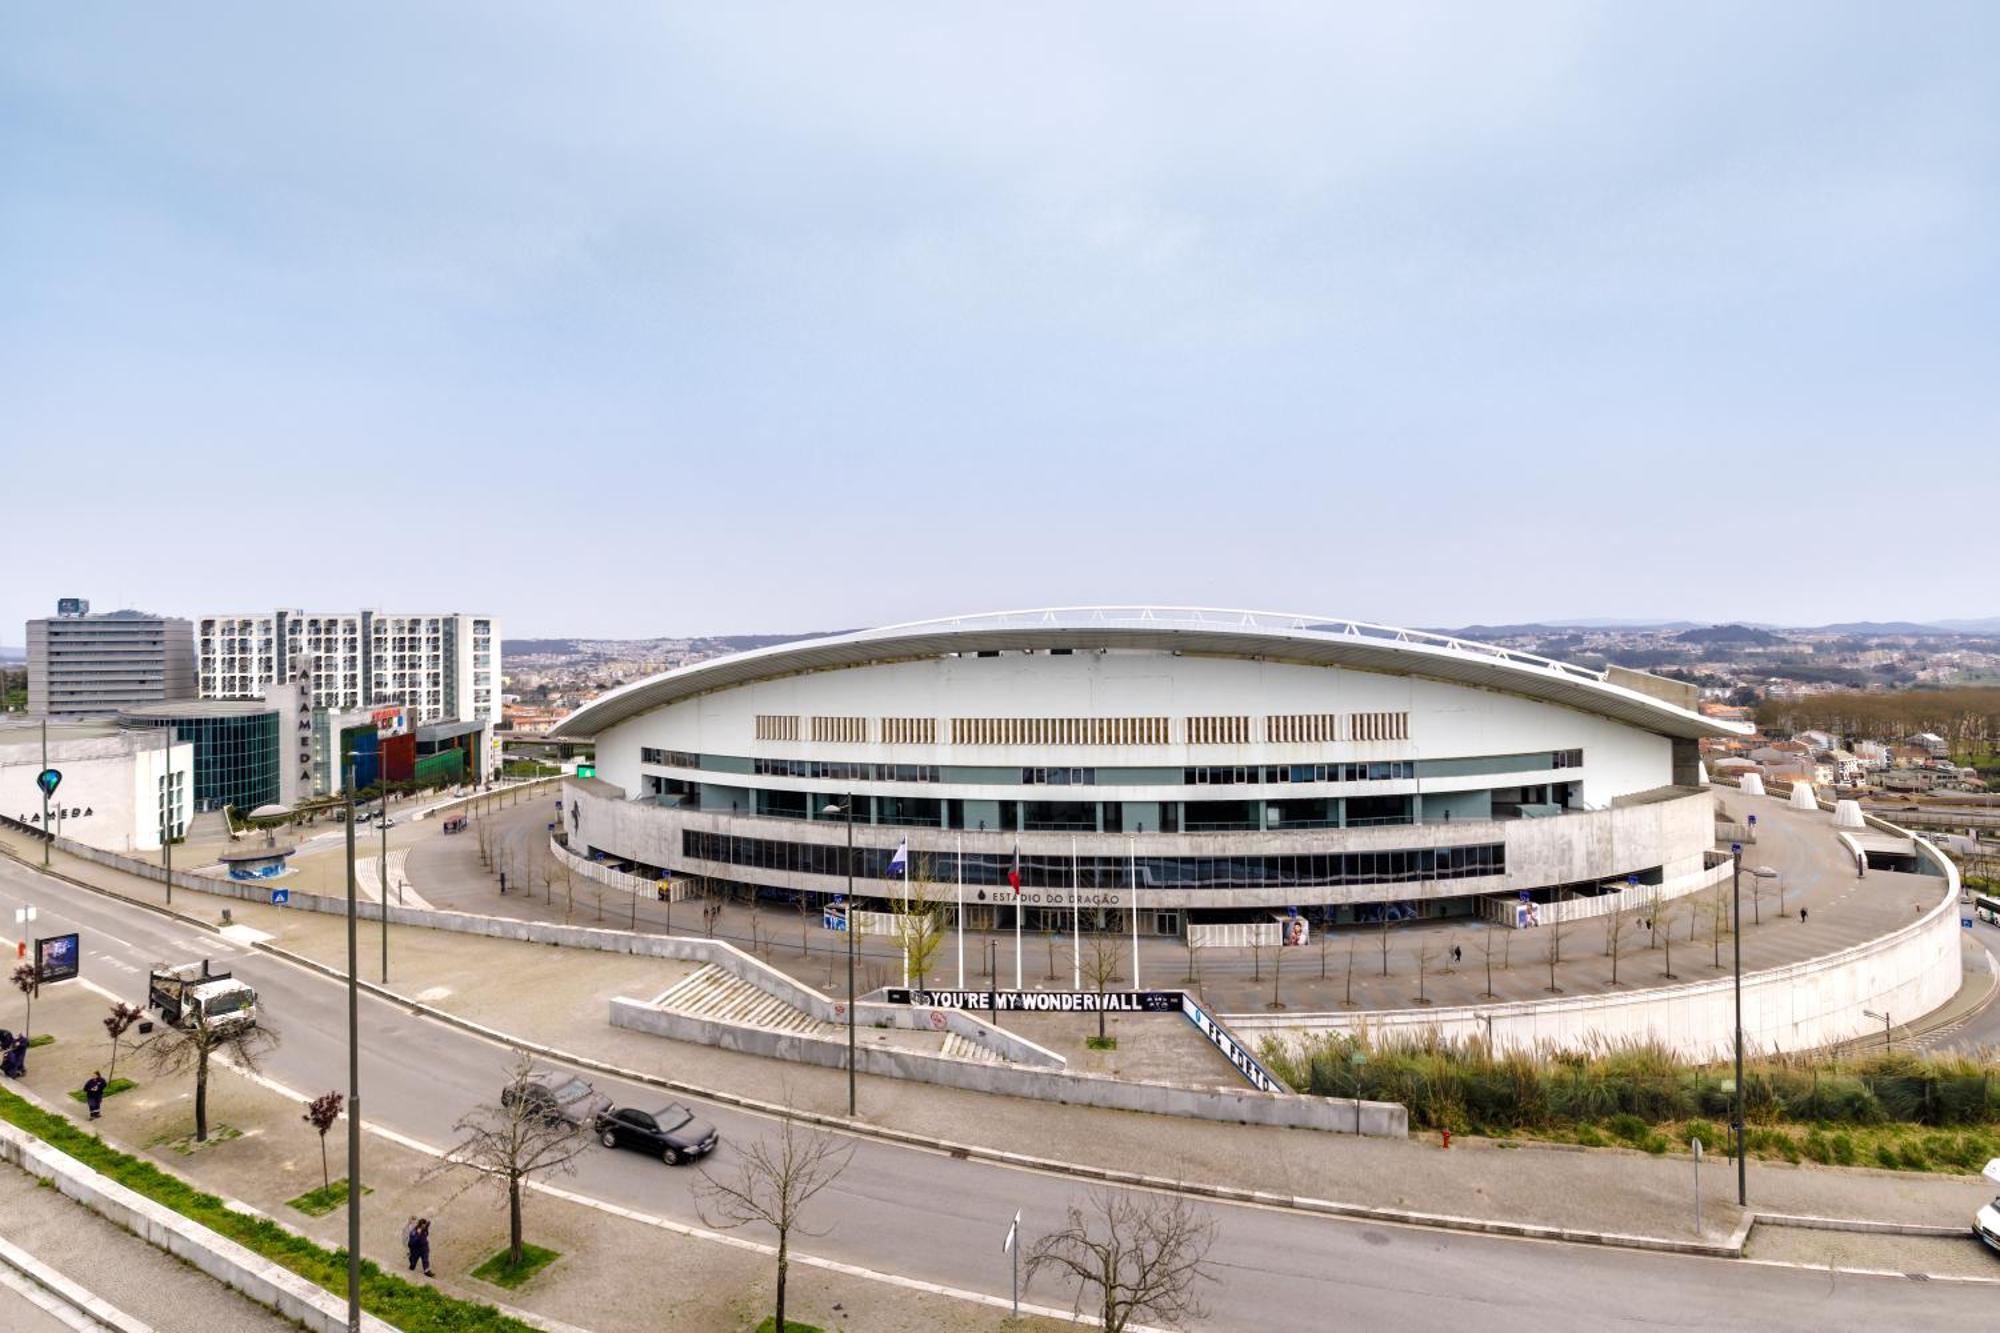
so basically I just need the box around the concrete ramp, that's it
[650,964,833,1036]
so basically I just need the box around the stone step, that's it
[654,963,834,1036]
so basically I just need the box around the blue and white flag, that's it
[888,838,908,877]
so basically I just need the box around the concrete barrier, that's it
[0,1116,396,1333]
[608,997,1407,1136]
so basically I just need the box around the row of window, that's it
[810,715,866,744]
[1187,762,1417,785]
[750,712,1419,747]
[1022,767,1096,785]
[950,716,1171,746]
[680,830,1505,890]
[750,758,944,783]
[641,747,702,769]
[1186,715,1251,745]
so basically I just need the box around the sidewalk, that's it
[0,1154,295,1332]
[0,961,1070,1333]
[11,822,1996,1256]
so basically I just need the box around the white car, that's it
[1977,1159,2000,1257]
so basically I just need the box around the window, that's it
[881,717,936,745]
[951,717,1168,745]
[1022,767,1096,785]
[1185,715,1250,745]
[755,714,799,742]
[1553,749,1584,769]
[1350,711,1410,742]
[810,715,867,744]
[1266,713,1338,744]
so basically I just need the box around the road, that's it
[3,854,1997,1331]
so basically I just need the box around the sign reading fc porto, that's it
[889,989,1184,1013]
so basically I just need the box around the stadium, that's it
[550,608,1750,936]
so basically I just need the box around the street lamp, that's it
[822,797,858,1117]
[1864,1008,1892,1051]
[342,763,362,1330]
[1731,841,1745,1208]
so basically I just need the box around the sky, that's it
[4,3,1996,642]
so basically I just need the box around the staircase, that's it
[941,1031,1007,1065]
[652,965,833,1036]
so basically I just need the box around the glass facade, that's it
[129,711,280,813]
[682,829,1504,891]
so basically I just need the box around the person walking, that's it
[83,1071,108,1119]
[1800,907,1808,924]
[5,1033,28,1079]
[403,1217,421,1272]
[413,1218,434,1278]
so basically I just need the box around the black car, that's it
[501,1071,614,1129]
[595,1103,719,1165]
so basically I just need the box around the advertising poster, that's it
[35,932,80,984]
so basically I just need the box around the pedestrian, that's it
[83,1071,108,1119]
[403,1217,421,1271]
[413,1218,435,1278]
[499,870,507,895]
[5,1033,27,1079]
[1800,907,1808,924]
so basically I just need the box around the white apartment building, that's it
[197,609,500,733]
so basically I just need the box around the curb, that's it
[0,1232,152,1333]
[1755,1212,1976,1238]
[0,839,1929,1265]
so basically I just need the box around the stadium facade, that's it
[550,609,1748,934]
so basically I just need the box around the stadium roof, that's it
[552,607,1749,742]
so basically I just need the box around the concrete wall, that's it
[0,731,191,853]
[0,1117,396,1333]
[608,997,1406,1137]
[1476,854,1732,927]
[1233,830,1963,1061]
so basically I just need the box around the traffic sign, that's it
[35,769,60,798]
[1963,917,1974,929]
[270,888,291,906]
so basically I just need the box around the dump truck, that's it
[147,961,259,1032]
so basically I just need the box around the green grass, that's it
[469,1244,559,1290]
[1085,1035,1118,1050]
[753,1319,826,1333]
[0,1086,536,1332]
[67,1078,136,1103]
[151,1125,243,1155]
[27,1034,53,1049]
[286,1178,371,1217]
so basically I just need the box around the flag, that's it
[1007,842,1021,894]
[888,839,908,877]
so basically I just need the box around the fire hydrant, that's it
[1441,1128,1452,1150]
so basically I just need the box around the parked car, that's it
[500,1072,613,1129]
[1978,1159,2000,1256]
[374,815,397,829]
[595,1103,719,1165]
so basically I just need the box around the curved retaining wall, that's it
[1231,813,1964,1062]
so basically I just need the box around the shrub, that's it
[1573,1125,1606,1148]
[1684,1120,1723,1150]
[1875,1144,1900,1169]
[1829,1132,1857,1166]
[1606,1113,1648,1145]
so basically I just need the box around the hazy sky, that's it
[5,4,1995,641]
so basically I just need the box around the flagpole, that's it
[1130,834,1140,989]
[955,832,965,990]
[1014,845,1023,989]
[1071,835,1081,989]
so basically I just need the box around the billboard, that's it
[887,989,1183,1012]
[35,933,80,984]
[56,598,89,616]
[372,707,408,739]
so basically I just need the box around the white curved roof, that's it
[552,606,1748,742]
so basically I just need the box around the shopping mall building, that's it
[550,609,1750,934]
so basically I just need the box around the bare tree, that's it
[1343,934,1356,1007]
[142,1012,278,1143]
[1660,898,1682,980]
[427,1053,590,1269]
[102,1001,144,1080]
[1378,908,1394,977]
[1544,907,1564,994]
[1605,901,1631,986]
[795,893,816,959]
[1028,1188,1218,1333]
[1082,933,1124,1041]
[303,1091,344,1191]
[1477,918,1499,999]
[895,857,947,989]
[1415,936,1436,1005]
[1318,925,1330,982]
[1712,882,1728,968]
[694,1117,853,1333]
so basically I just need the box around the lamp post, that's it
[343,764,362,1331]
[40,718,50,869]
[822,797,857,1117]
[1731,841,1745,1208]
[379,780,390,984]
[1864,1007,1892,1051]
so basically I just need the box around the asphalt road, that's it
[4,855,1997,1331]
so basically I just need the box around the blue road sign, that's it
[1732,842,1742,855]
[1963,917,1974,929]
[1747,814,1758,825]
[35,769,61,798]
[1519,889,1531,902]
[270,888,291,906]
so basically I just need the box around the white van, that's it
[1978,1159,2000,1256]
